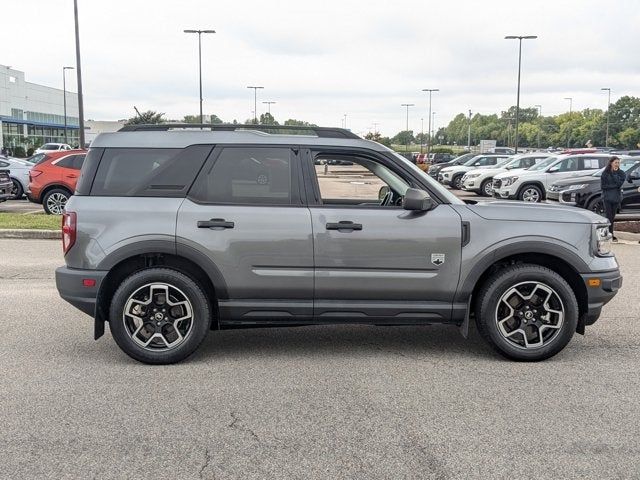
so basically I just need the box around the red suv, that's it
[28,149,87,214]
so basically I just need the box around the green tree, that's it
[283,119,318,127]
[259,112,278,125]
[126,110,165,125]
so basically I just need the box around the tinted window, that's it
[55,154,79,169]
[190,147,294,205]
[90,145,212,197]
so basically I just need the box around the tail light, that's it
[62,212,77,254]
[29,170,43,181]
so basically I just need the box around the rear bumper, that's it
[56,266,108,317]
[581,269,623,325]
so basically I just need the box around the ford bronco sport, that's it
[56,124,622,364]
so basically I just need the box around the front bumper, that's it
[56,266,108,317]
[0,181,12,200]
[581,269,623,326]
[492,187,517,199]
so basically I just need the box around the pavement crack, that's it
[198,448,213,479]
[186,402,200,414]
[228,411,260,442]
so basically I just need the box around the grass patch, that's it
[0,212,61,230]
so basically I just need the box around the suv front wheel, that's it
[109,268,211,364]
[43,188,71,214]
[475,264,578,361]
[518,184,543,202]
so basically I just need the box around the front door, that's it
[303,149,462,323]
[177,145,314,321]
[621,164,640,212]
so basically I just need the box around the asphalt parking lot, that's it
[1,238,639,479]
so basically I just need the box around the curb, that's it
[614,230,640,242]
[0,229,60,240]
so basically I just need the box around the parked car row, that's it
[433,150,640,217]
[0,149,86,214]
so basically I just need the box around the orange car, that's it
[28,149,87,214]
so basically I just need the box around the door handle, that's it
[326,221,362,231]
[197,218,235,229]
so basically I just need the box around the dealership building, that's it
[0,64,80,153]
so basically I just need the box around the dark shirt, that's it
[600,169,626,204]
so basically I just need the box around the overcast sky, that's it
[2,0,639,136]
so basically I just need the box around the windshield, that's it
[592,160,639,177]
[494,158,512,168]
[389,151,463,204]
[528,155,560,171]
[41,144,59,150]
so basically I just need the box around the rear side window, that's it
[189,147,296,205]
[90,145,212,197]
[581,158,604,170]
[55,154,81,169]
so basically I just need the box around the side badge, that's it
[431,253,445,266]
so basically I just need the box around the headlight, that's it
[560,184,588,192]
[466,172,481,179]
[595,225,612,256]
[502,176,518,186]
[442,172,451,178]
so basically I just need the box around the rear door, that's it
[302,148,462,323]
[621,163,640,212]
[177,145,314,321]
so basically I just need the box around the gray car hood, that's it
[466,200,606,224]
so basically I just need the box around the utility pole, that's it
[62,66,74,145]
[247,86,264,124]
[564,97,573,148]
[467,110,472,150]
[420,118,424,154]
[73,0,85,148]
[601,88,611,147]
[184,29,216,124]
[535,104,542,149]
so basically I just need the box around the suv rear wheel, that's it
[475,264,578,361]
[480,179,493,197]
[10,179,24,200]
[43,188,71,215]
[452,174,464,190]
[587,197,605,216]
[109,268,211,364]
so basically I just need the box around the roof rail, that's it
[118,123,360,139]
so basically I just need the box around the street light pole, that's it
[73,0,85,148]
[601,88,611,147]
[421,89,439,157]
[564,97,573,148]
[467,110,472,150]
[431,111,436,143]
[184,29,216,124]
[262,101,276,115]
[246,86,264,124]
[505,35,537,154]
[401,103,414,152]
[62,66,74,145]
[421,118,424,154]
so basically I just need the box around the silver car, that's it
[55,124,622,364]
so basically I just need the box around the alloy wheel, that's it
[123,283,194,351]
[46,192,68,214]
[495,281,564,349]
[521,188,541,202]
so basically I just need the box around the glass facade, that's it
[1,121,80,152]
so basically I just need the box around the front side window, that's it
[312,154,410,207]
[189,147,294,205]
[555,157,579,172]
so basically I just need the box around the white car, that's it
[440,154,510,189]
[461,153,551,196]
[34,143,72,154]
[0,156,35,199]
[492,153,611,202]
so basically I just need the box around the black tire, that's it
[42,188,71,215]
[475,264,578,361]
[587,197,605,216]
[109,268,211,364]
[10,179,24,200]
[452,174,463,190]
[480,179,493,197]
[518,184,543,202]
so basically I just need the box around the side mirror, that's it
[403,188,435,211]
[378,185,390,201]
[548,166,560,173]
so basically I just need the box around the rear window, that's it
[89,145,212,197]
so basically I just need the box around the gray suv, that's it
[56,124,622,364]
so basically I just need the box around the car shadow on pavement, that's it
[189,324,497,363]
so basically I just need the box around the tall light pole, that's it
[535,104,542,149]
[184,29,216,124]
[564,97,573,148]
[62,66,74,145]
[505,35,537,154]
[262,101,276,115]
[420,118,424,154]
[421,88,439,156]
[467,109,472,150]
[401,103,414,152]
[431,111,436,142]
[73,0,85,147]
[246,86,264,124]
[601,88,611,147]
[343,114,347,129]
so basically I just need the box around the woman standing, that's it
[600,156,626,241]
